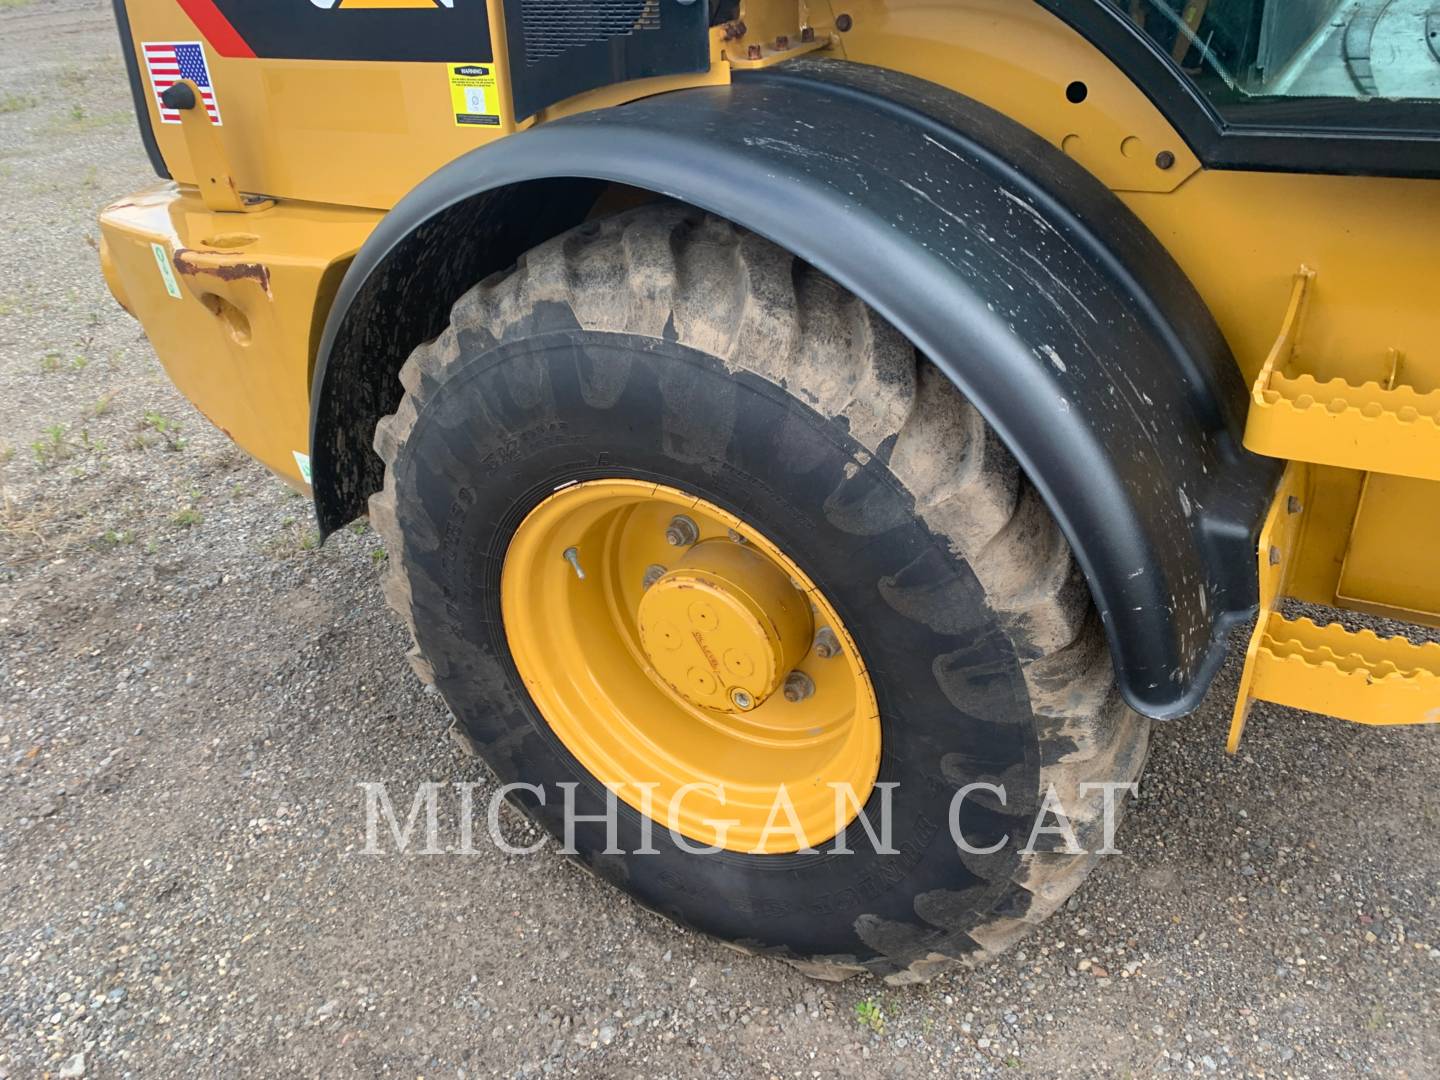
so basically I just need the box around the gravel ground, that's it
[2,3,1438,1077]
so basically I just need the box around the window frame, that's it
[1035,0,1440,178]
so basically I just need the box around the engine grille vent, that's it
[519,0,662,65]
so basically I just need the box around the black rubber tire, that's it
[369,204,1148,983]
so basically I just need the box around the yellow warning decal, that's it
[448,62,501,128]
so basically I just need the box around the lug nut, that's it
[664,514,699,547]
[775,34,790,50]
[746,43,763,60]
[727,528,747,545]
[730,687,755,711]
[642,564,667,590]
[813,627,841,659]
[782,671,815,703]
[800,25,815,42]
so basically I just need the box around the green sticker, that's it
[151,241,181,299]
[292,450,313,485]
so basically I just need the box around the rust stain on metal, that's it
[721,19,746,40]
[172,248,272,295]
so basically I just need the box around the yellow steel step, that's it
[1243,269,1440,482]
[1248,371,1440,482]
[1249,615,1440,727]
[1227,463,1440,750]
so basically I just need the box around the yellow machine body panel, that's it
[117,0,734,210]
[123,0,518,210]
[98,0,1440,732]
[99,187,378,484]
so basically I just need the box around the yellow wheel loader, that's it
[98,0,1440,982]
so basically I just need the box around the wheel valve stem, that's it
[563,546,586,580]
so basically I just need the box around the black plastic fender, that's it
[310,58,1281,720]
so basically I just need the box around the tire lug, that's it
[665,515,699,547]
[782,671,815,703]
[813,627,841,659]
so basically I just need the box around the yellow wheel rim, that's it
[501,479,881,854]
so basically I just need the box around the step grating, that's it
[1250,615,1440,728]
[1242,268,1440,482]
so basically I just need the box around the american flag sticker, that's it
[142,41,222,125]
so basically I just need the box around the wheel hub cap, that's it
[637,540,813,713]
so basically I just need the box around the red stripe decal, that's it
[174,0,255,58]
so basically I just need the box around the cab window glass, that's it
[1120,0,1440,101]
